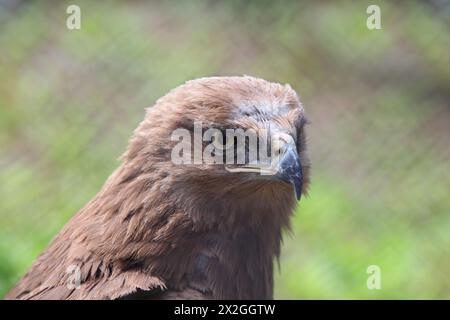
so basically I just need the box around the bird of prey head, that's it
[7,76,310,300]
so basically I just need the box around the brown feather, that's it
[6,76,310,300]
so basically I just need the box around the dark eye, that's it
[212,130,234,151]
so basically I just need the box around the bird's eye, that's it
[212,130,234,151]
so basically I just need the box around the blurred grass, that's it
[0,0,449,298]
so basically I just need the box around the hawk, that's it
[6,76,310,300]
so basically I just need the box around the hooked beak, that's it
[225,143,303,201]
[276,145,303,201]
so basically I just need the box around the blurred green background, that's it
[0,0,449,299]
